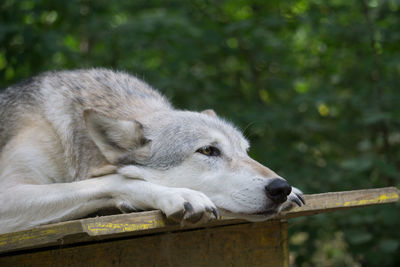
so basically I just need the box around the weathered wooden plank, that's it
[278,186,400,219]
[0,220,288,267]
[0,187,398,254]
[0,211,247,255]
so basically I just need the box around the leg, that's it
[0,174,218,234]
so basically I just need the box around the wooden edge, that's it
[277,186,400,219]
[0,186,398,254]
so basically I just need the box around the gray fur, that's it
[0,68,303,233]
[0,69,173,179]
[1,69,245,176]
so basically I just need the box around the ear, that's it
[201,109,217,117]
[83,109,150,164]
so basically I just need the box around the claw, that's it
[211,207,219,219]
[205,207,220,219]
[295,193,306,205]
[184,202,194,213]
[292,197,303,207]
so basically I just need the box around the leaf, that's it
[375,159,399,177]
[362,112,391,125]
[379,239,399,253]
[340,156,373,172]
[347,231,373,245]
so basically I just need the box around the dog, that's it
[0,69,304,234]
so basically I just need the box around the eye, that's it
[196,146,221,157]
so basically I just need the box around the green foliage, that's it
[1,0,399,265]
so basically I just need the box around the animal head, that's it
[84,109,303,220]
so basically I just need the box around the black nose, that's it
[265,179,292,204]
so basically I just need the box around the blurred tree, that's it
[1,0,399,265]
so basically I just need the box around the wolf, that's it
[0,69,304,234]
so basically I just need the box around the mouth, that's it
[217,207,278,222]
[217,194,305,222]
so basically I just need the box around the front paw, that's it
[279,187,305,212]
[159,188,219,225]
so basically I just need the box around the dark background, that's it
[1,0,399,266]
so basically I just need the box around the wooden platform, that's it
[0,187,398,266]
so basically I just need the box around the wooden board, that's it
[0,220,289,267]
[277,186,400,219]
[0,187,398,255]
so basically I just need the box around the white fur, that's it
[0,69,304,234]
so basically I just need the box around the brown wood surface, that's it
[277,186,400,219]
[0,187,398,255]
[0,220,288,267]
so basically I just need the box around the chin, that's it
[218,208,278,222]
